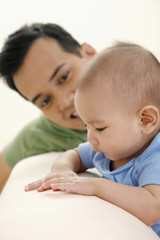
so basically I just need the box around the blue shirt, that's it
[78,132,160,237]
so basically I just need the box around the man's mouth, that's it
[70,110,80,118]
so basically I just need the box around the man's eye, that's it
[41,96,50,108]
[59,71,69,83]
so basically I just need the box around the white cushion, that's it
[0,152,159,240]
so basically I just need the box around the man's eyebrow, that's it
[32,94,41,104]
[49,63,66,81]
[31,63,66,104]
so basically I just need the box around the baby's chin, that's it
[103,153,118,160]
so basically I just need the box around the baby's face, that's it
[75,85,145,163]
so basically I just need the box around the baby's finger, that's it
[44,173,73,182]
[37,185,51,192]
[42,177,74,189]
[51,183,74,193]
[25,179,43,191]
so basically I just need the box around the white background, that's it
[0,0,160,150]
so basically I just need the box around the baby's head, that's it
[75,42,160,161]
[76,42,160,113]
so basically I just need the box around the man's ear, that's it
[137,105,159,134]
[79,42,97,58]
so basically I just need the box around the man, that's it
[0,23,96,192]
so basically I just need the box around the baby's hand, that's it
[24,170,77,192]
[43,175,95,196]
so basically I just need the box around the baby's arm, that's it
[93,178,160,226]
[47,176,160,226]
[25,149,86,191]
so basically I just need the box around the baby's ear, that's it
[137,105,159,134]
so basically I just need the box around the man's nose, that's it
[87,129,99,145]
[58,92,75,111]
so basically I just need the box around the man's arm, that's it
[0,153,12,193]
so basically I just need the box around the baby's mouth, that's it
[70,110,80,118]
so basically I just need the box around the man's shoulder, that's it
[3,115,87,167]
[17,114,59,136]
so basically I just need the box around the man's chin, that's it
[69,118,86,130]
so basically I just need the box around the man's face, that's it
[13,37,96,130]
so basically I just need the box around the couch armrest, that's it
[0,152,158,240]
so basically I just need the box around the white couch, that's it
[0,152,159,240]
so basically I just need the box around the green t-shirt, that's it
[3,114,87,167]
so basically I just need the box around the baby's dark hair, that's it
[0,23,82,98]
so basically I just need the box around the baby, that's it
[25,42,160,237]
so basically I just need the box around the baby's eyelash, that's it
[96,127,105,131]
[84,124,105,132]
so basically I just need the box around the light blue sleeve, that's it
[78,142,96,169]
[136,151,160,187]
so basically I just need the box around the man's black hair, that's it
[0,23,82,98]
